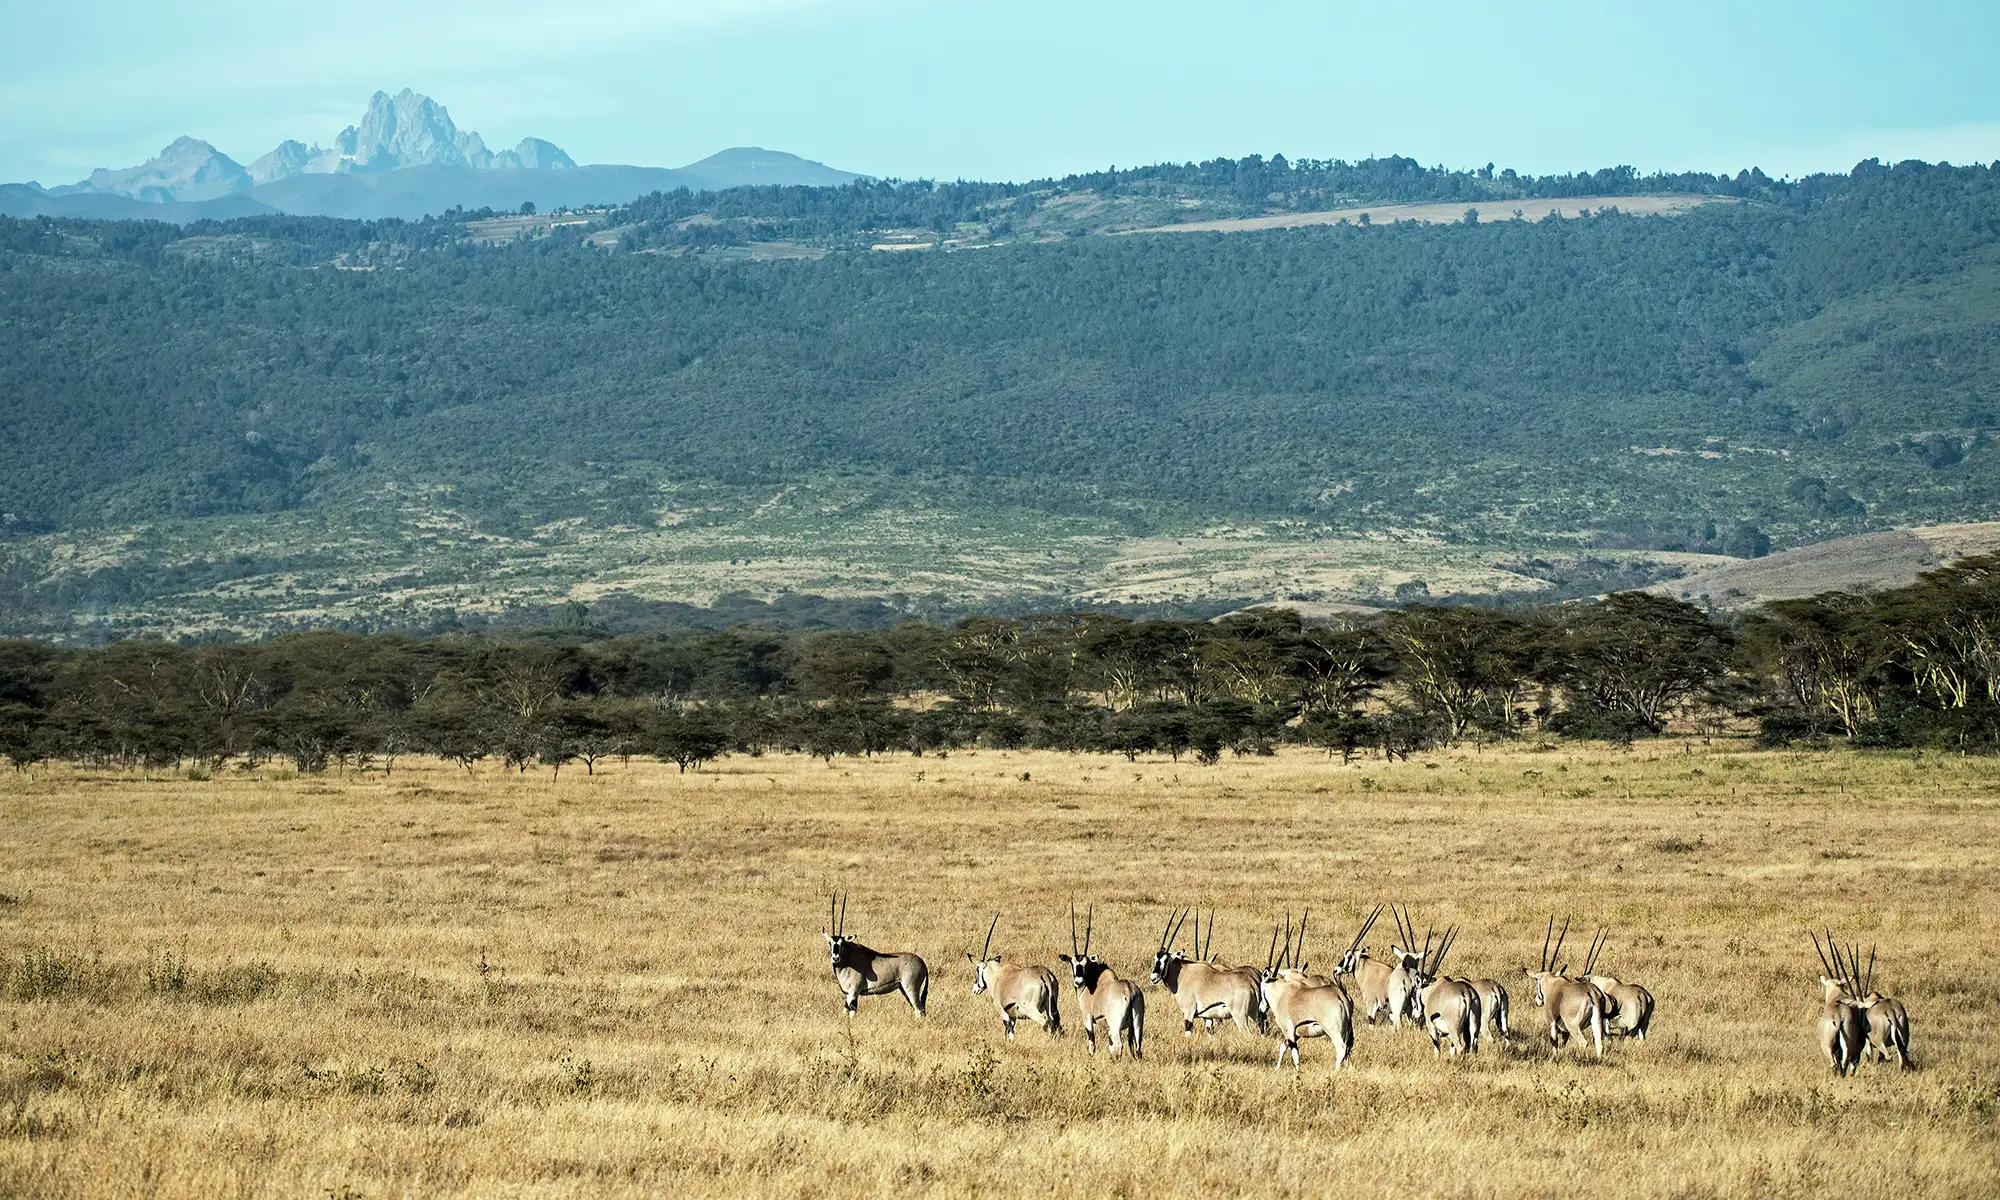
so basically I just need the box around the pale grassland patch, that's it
[0,744,1996,1196]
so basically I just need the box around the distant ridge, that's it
[1,89,864,222]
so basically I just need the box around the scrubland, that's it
[2,744,1997,1197]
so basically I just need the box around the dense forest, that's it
[2,155,1998,632]
[5,558,1999,773]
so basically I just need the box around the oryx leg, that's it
[1083,1018,1098,1054]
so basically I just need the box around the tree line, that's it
[5,561,1999,775]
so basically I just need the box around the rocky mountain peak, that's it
[248,140,316,185]
[82,136,249,202]
[311,88,489,173]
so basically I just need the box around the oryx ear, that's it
[1059,954,1073,963]
[824,933,837,944]
[1556,962,1568,975]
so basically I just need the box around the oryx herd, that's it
[823,894,1912,1074]
[1812,930,1913,1075]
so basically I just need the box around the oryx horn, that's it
[1430,925,1458,977]
[1583,926,1609,976]
[1343,903,1383,962]
[1539,914,1571,973]
[980,913,999,961]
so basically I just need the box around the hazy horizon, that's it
[3,0,1998,187]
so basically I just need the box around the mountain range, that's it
[0,88,863,222]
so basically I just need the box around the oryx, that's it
[1812,932,1868,1076]
[1826,936,1910,1070]
[1059,903,1144,1058]
[1578,926,1655,1042]
[823,891,929,1018]
[966,914,1063,1040]
[1149,906,1265,1038]
[1258,910,1354,1069]
[1470,976,1510,1041]
[1412,926,1481,1058]
[1523,916,1606,1058]
[1334,904,1418,1027]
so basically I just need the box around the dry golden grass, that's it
[3,744,1998,1197]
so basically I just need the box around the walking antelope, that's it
[966,914,1064,1040]
[1412,926,1482,1058]
[1258,911,1355,1069]
[1059,903,1144,1058]
[1826,936,1910,1070]
[824,891,929,1019]
[1335,904,1419,1027]
[1523,916,1607,1058]
[1149,906,1266,1037]
[1578,927,1655,1042]
[1811,932,1868,1076]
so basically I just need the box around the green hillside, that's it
[2,156,1997,637]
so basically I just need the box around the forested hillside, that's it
[2,156,1997,635]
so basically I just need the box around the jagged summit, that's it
[315,88,493,174]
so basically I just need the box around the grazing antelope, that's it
[1149,906,1266,1038]
[1412,926,1482,1058]
[1579,927,1655,1042]
[1523,916,1606,1058]
[1059,903,1144,1058]
[966,914,1064,1040]
[1811,932,1868,1076]
[823,891,929,1018]
[1828,937,1911,1070]
[1335,905,1419,1027]
[1259,911,1355,1069]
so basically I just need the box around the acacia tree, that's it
[1379,607,1538,744]
[1741,594,1890,736]
[1557,593,1733,732]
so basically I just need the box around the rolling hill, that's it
[1,154,1996,639]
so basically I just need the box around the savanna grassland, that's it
[2,744,1998,1197]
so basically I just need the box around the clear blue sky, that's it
[3,0,1996,185]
